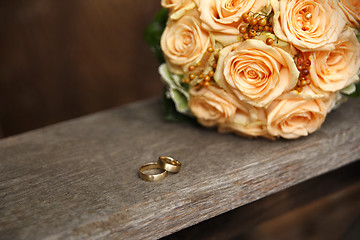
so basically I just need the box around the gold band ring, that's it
[138,162,168,182]
[158,156,182,173]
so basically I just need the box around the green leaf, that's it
[349,81,360,97]
[159,64,188,96]
[159,63,191,115]
[169,88,189,113]
[341,83,356,95]
[154,7,169,25]
[163,88,195,123]
[144,8,168,63]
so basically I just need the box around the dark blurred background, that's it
[0,0,163,137]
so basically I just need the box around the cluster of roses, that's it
[159,0,360,139]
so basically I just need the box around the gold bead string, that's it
[294,52,312,93]
[181,47,217,88]
[298,8,313,31]
[240,11,275,45]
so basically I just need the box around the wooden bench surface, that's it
[0,97,359,240]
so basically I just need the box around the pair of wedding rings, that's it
[138,156,182,182]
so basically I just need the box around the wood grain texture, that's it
[163,160,360,240]
[0,97,360,240]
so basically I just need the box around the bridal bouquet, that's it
[146,0,360,139]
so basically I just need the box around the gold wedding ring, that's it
[138,162,168,182]
[158,156,182,173]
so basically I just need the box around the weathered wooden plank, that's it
[162,160,360,239]
[0,97,359,240]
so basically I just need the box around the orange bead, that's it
[243,16,251,23]
[182,77,190,83]
[239,26,247,34]
[299,76,306,82]
[300,69,309,76]
[266,37,274,45]
[304,12,312,21]
[250,18,258,26]
[242,13,252,23]
[249,29,257,37]
[297,56,304,65]
[258,18,267,26]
